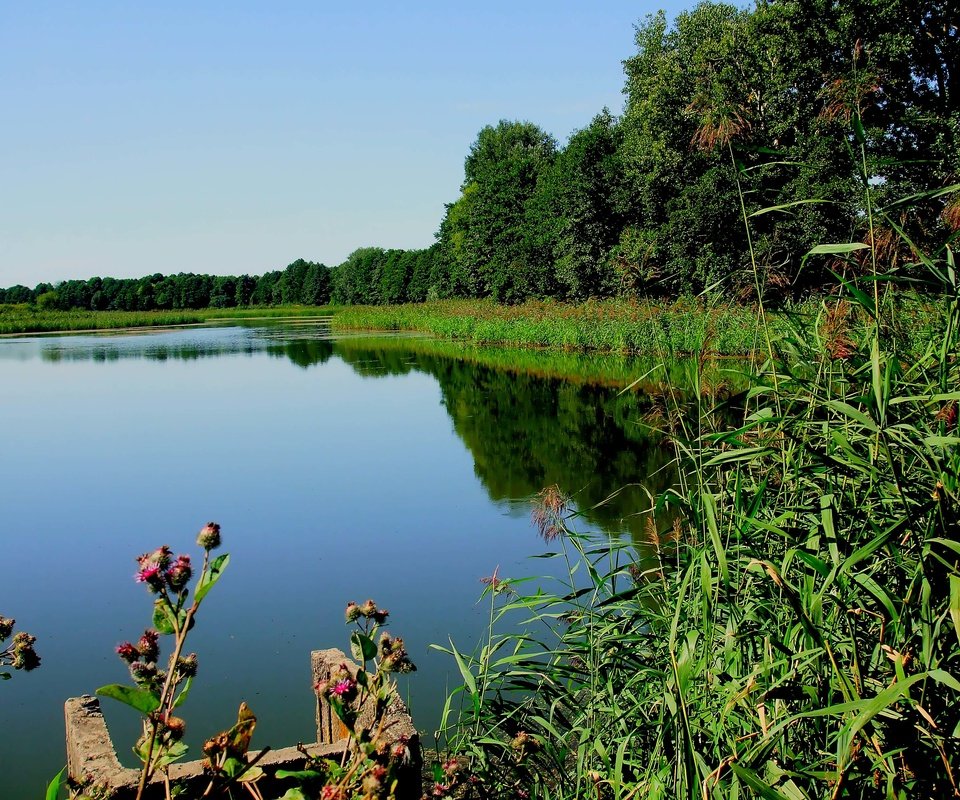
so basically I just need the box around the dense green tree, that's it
[280,259,310,305]
[301,262,331,305]
[378,248,409,305]
[528,110,631,300]
[209,276,237,308]
[406,245,439,302]
[250,271,280,306]
[2,285,33,304]
[618,0,958,298]
[438,120,557,302]
[330,247,386,305]
[234,275,257,306]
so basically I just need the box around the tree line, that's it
[3,0,956,310]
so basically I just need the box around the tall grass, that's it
[331,298,941,359]
[432,164,960,797]
[331,298,789,356]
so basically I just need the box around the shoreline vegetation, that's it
[0,304,335,336]
[2,296,943,359]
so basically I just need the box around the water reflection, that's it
[13,321,698,539]
[0,320,739,798]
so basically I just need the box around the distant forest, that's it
[3,0,956,310]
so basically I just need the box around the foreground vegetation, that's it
[425,34,960,798]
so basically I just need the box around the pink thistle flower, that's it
[116,642,139,663]
[136,564,161,584]
[330,678,355,698]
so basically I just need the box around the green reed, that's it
[330,298,796,357]
[431,130,960,799]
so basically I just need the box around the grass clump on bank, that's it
[0,304,335,335]
[330,297,942,358]
[331,298,781,356]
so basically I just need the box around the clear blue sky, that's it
[1,1,690,287]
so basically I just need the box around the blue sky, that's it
[1,1,690,287]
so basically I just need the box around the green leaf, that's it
[237,765,264,783]
[195,553,230,604]
[350,632,377,664]
[449,638,478,698]
[749,199,831,218]
[806,242,868,256]
[275,770,325,782]
[852,114,867,145]
[730,763,793,799]
[950,576,960,648]
[173,676,193,709]
[153,740,189,767]
[96,684,160,714]
[826,400,878,432]
[702,492,728,585]
[153,598,176,636]
[46,766,66,800]
[277,789,309,800]
[220,756,246,778]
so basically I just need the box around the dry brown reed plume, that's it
[818,40,881,124]
[820,299,857,360]
[943,195,960,232]
[531,485,569,542]
[689,97,751,152]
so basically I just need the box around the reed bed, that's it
[331,298,775,355]
[331,298,940,358]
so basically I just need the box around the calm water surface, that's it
[0,320,677,798]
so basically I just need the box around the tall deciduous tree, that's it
[439,120,557,302]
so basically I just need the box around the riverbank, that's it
[331,298,776,355]
[0,305,334,335]
[3,297,942,358]
[330,297,945,356]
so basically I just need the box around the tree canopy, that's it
[4,0,956,309]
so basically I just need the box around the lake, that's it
[0,319,681,798]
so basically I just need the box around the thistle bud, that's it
[138,630,160,663]
[130,661,157,686]
[196,522,221,551]
[345,601,361,623]
[11,632,40,671]
[166,555,192,591]
[361,765,387,795]
[0,616,14,642]
[177,653,199,678]
[163,715,186,740]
